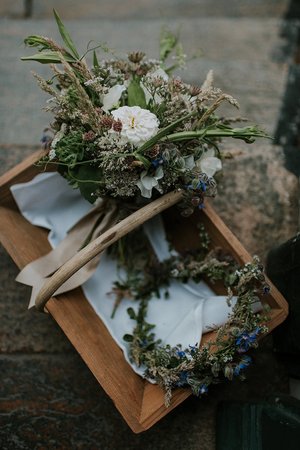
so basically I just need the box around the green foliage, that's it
[127,79,147,108]
[21,50,76,64]
[24,35,52,49]
[23,12,269,207]
[122,247,269,404]
[93,50,99,68]
[74,165,103,203]
[159,28,178,62]
[53,9,80,59]
[108,222,269,404]
[55,130,85,165]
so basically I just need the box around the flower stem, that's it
[160,126,270,144]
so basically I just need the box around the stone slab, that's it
[0,348,288,449]
[0,0,290,20]
[212,143,299,259]
[0,244,73,353]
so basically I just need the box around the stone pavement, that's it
[0,1,298,449]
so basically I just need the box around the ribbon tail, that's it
[16,201,119,310]
[25,254,101,310]
[27,279,48,310]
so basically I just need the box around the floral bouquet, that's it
[18,10,272,403]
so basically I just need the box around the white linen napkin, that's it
[11,172,250,378]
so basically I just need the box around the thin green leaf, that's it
[21,51,76,64]
[93,50,99,68]
[24,35,51,49]
[160,125,270,144]
[53,9,80,59]
[134,154,151,169]
[136,111,196,155]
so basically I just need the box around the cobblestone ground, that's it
[0,1,297,449]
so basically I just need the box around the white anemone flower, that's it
[111,106,159,146]
[136,166,164,198]
[195,149,222,177]
[102,84,126,112]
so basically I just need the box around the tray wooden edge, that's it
[202,201,289,320]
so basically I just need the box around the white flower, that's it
[195,149,222,177]
[84,76,103,87]
[51,123,67,150]
[48,148,56,160]
[136,166,164,198]
[111,106,159,146]
[102,84,126,113]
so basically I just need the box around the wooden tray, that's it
[0,151,288,433]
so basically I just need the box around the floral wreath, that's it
[22,11,270,403]
[109,224,270,404]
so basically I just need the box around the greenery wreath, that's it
[109,223,270,405]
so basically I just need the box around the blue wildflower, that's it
[151,157,163,168]
[197,180,207,192]
[198,384,208,395]
[189,345,198,355]
[185,180,206,192]
[140,339,148,348]
[176,371,189,387]
[40,131,52,149]
[234,355,252,376]
[198,202,205,209]
[235,327,261,353]
[263,285,270,295]
[176,350,186,358]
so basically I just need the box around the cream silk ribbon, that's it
[16,199,119,309]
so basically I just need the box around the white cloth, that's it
[11,173,255,378]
